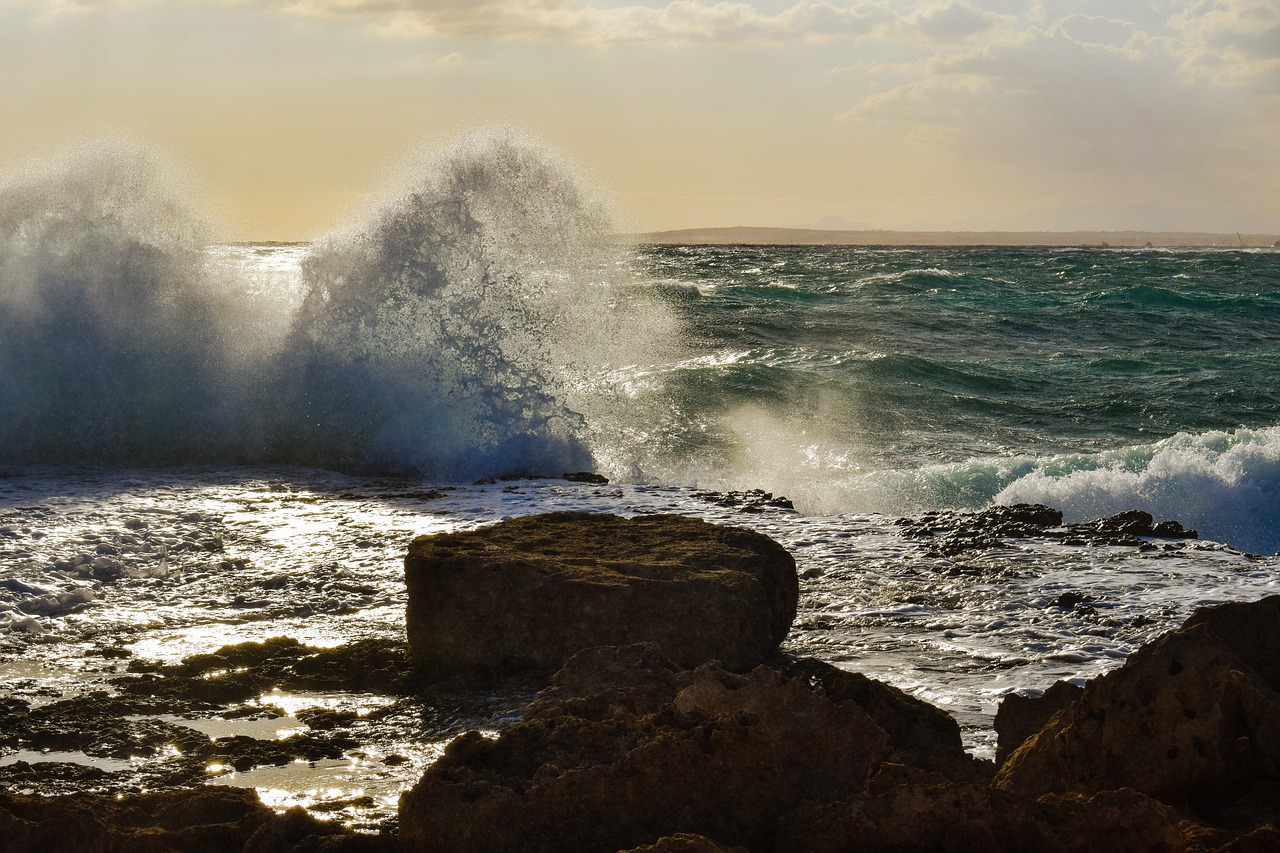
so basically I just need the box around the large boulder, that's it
[404,512,798,675]
[398,642,981,853]
[996,595,1280,824]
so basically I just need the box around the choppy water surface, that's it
[2,468,1276,827]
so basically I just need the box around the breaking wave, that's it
[0,132,679,478]
[273,130,676,478]
[0,141,266,463]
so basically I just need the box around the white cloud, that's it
[899,1,1005,42]
[1168,0,1280,88]
[840,13,1252,184]
[268,0,900,44]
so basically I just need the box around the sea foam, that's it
[996,427,1280,555]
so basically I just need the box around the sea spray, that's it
[996,427,1280,554]
[274,130,680,478]
[0,141,269,464]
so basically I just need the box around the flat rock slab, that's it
[404,512,798,675]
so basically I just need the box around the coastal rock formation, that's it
[994,680,1084,766]
[898,503,1199,557]
[996,595,1280,825]
[0,786,396,853]
[776,782,1186,853]
[621,835,749,853]
[404,512,798,675]
[398,642,981,853]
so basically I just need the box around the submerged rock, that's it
[404,512,798,676]
[898,503,1199,557]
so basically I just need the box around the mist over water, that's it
[0,142,267,463]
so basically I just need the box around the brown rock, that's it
[621,834,749,853]
[782,656,992,782]
[404,512,798,675]
[996,595,1280,824]
[776,783,1186,853]
[398,643,892,853]
[994,680,1084,767]
[0,787,396,853]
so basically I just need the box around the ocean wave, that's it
[995,427,1280,555]
[0,141,271,464]
[767,426,1280,555]
[272,130,680,479]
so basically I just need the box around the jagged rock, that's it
[995,680,1085,766]
[563,471,609,484]
[898,504,1197,557]
[404,512,798,675]
[996,595,1280,825]
[621,834,749,853]
[399,643,930,853]
[776,781,1187,853]
[781,657,992,783]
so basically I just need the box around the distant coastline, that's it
[633,226,1280,248]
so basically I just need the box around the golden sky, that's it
[2,0,1277,240]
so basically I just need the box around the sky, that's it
[1,0,1277,239]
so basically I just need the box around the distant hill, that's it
[634,226,1280,248]
[805,216,876,231]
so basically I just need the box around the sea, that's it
[2,133,1279,828]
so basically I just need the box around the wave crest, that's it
[273,130,673,478]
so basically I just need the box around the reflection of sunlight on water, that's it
[207,739,457,829]
[140,713,307,741]
[252,689,395,718]
[127,622,361,665]
[0,750,132,771]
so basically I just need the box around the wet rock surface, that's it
[997,594,1280,828]
[776,782,1187,853]
[404,512,798,675]
[396,596,1280,853]
[5,499,1280,852]
[0,786,401,853]
[994,679,1085,766]
[898,504,1199,558]
[0,634,526,828]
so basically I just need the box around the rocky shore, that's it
[5,507,1280,852]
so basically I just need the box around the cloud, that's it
[268,0,907,45]
[1168,0,1280,88]
[899,1,1005,42]
[840,12,1251,182]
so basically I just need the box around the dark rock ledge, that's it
[6,509,1280,853]
[898,504,1200,557]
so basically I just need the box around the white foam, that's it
[997,426,1280,554]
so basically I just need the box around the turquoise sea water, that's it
[626,245,1280,552]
